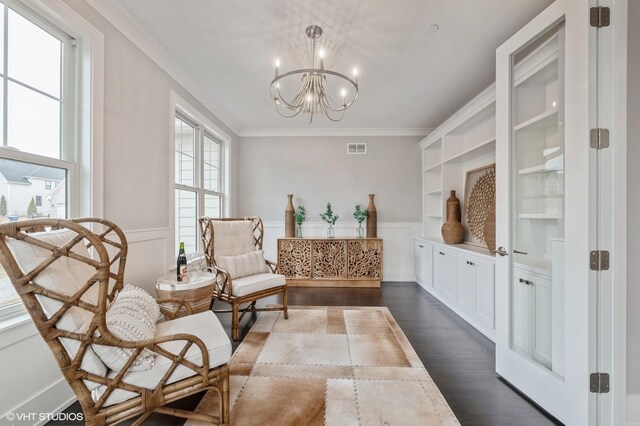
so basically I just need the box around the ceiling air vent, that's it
[347,143,367,155]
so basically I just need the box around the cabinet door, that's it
[474,259,495,330]
[532,273,552,370]
[414,241,424,285]
[512,268,531,356]
[433,249,447,293]
[457,257,476,314]
[443,249,457,300]
[422,244,433,287]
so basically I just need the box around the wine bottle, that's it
[177,242,187,282]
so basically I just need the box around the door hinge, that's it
[590,372,610,393]
[590,128,610,149]
[590,6,610,27]
[590,250,610,271]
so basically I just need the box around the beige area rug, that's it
[187,306,459,426]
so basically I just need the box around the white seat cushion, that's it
[7,228,107,390]
[232,273,286,297]
[211,221,255,256]
[92,311,231,407]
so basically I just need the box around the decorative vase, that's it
[285,194,295,237]
[483,201,496,254]
[327,225,335,238]
[296,225,303,238]
[357,224,365,238]
[366,194,377,238]
[441,190,464,244]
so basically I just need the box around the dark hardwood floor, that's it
[54,282,562,425]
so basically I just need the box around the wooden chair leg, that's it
[220,365,230,425]
[283,287,289,320]
[231,302,239,341]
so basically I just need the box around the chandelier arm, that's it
[274,75,311,111]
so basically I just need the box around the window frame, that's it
[174,110,225,253]
[0,0,105,324]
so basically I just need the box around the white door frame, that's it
[594,0,628,424]
[495,0,597,423]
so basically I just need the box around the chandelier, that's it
[269,25,359,123]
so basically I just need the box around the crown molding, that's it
[84,0,239,135]
[237,127,433,138]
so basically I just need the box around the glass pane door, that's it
[510,23,565,376]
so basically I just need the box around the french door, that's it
[495,0,599,424]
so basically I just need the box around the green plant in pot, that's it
[353,204,368,238]
[294,205,306,238]
[319,203,339,238]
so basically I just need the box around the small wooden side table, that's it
[155,272,216,318]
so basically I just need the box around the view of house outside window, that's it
[0,2,74,309]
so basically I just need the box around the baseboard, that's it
[1,378,76,425]
[628,394,640,425]
[383,270,416,282]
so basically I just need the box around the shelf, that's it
[518,213,560,219]
[443,137,496,164]
[518,160,563,175]
[423,163,442,173]
[514,109,558,132]
[425,189,442,195]
[426,214,442,218]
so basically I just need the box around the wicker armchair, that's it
[0,218,230,426]
[199,217,288,340]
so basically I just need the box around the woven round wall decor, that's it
[466,168,496,242]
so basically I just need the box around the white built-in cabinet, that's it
[416,78,499,340]
[415,238,495,339]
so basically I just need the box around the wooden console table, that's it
[277,238,383,288]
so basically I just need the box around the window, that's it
[0,1,75,311]
[175,113,224,254]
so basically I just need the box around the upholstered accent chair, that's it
[199,217,288,340]
[0,218,230,426]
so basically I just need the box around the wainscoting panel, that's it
[123,227,170,294]
[262,221,421,282]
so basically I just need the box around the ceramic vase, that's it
[285,194,295,237]
[366,194,377,238]
[441,190,464,244]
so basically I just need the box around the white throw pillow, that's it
[215,250,270,279]
[93,284,161,372]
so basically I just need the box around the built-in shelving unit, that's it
[419,85,496,240]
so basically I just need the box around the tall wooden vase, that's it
[366,194,377,238]
[441,190,464,244]
[285,194,295,238]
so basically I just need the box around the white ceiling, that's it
[114,0,553,134]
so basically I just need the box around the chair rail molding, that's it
[262,221,421,282]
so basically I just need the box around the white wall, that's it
[627,0,640,398]
[238,135,422,222]
[237,135,423,281]
[0,0,238,422]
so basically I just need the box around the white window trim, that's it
[170,90,232,261]
[0,0,104,327]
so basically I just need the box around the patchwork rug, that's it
[187,306,459,425]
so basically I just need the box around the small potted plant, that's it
[319,202,339,238]
[294,205,306,238]
[353,204,368,238]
